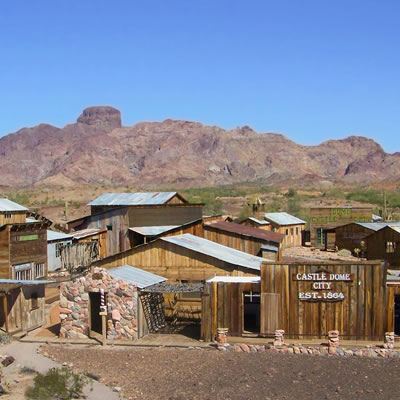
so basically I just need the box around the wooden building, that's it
[0,199,48,280]
[366,226,400,267]
[70,228,107,259]
[93,233,268,323]
[264,212,305,248]
[0,279,53,334]
[93,233,267,282]
[202,260,397,341]
[310,206,373,249]
[333,222,393,254]
[68,192,203,257]
[203,220,284,260]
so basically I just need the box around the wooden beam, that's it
[3,295,8,333]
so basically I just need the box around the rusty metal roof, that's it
[205,220,284,243]
[88,192,181,206]
[0,199,28,212]
[264,212,306,226]
[161,233,270,271]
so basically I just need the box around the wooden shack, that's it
[203,220,284,260]
[0,199,49,280]
[333,222,390,254]
[68,192,203,256]
[202,260,395,341]
[264,212,305,248]
[366,226,400,267]
[93,233,268,322]
[0,279,53,334]
[70,228,107,259]
[310,206,373,249]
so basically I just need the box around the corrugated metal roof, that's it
[129,225,180,236]
[47,230,73,242]
[356,222,400,232]
[248,217,269,225]
[161,233,269,271]
[206,276,261,283]
[108,265,166,289]
[205,220,284,243]
[0,199,28,212]
[264,212,306,226]
[71,228,106,240]
[389,226,400,234]
[0,279,55,285]
[88,192,178,206]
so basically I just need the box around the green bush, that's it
[25,367,89,400]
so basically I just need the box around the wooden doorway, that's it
[89,292,104,337]
[243,291,260,334]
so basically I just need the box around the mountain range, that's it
[0,106,398,188]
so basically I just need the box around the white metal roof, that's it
[206,276,261,283]
[88,192,179,206]
[0,279,55,286]
[161,233,269,271]
[47,230,73,242]
[0,199,28,212]
[129,225,180,236]
[108,265,167,289]
[264,212,306,226]
[389,226,400,234]
[248,217,269,225]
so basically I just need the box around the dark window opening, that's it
[31,292,39,310]
[106,225,113,231]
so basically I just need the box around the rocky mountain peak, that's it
[77,106,121,130]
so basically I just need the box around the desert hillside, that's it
[1,106,398,188]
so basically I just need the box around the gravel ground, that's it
[41,344,400,400]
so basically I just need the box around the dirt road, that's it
[41,344,400,400]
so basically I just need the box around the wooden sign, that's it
[292,271,353,302]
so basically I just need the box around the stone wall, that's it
[59,268,138,340]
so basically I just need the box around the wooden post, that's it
[101,313,107,346]
[2,295,8,333]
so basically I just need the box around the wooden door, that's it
[260,293,280,337]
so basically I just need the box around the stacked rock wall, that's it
[59,268,138,340]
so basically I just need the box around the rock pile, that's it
[59,267,138,340]
[384,332,395,349]
[220,343,400,358]
[328,330,340,347]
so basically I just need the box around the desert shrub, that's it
[25,367,88,400]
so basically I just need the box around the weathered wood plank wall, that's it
[260,262,390,340]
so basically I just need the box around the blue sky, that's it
[0,1,399,152]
